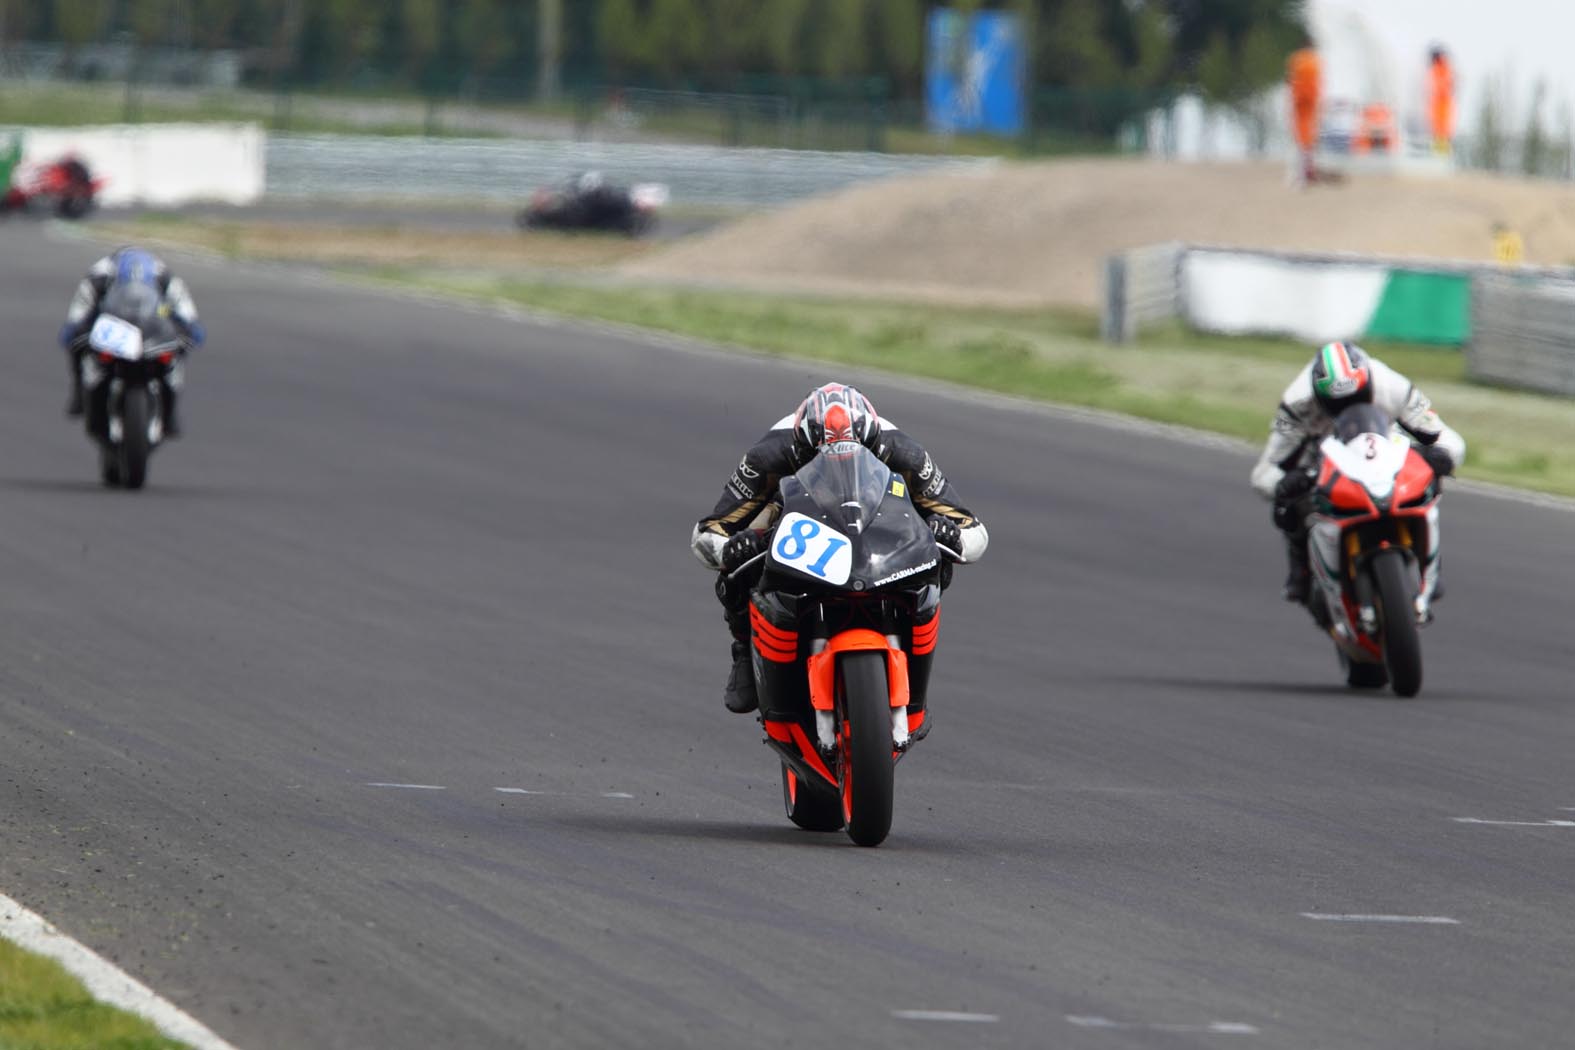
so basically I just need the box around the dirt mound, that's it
[625,159,1575,308]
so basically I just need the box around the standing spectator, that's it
[1287,35,1322,186]
[1429,46,1456,155]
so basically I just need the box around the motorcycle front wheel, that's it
[119,386,152,490]
[839,652,895,847]
[1372,550,1422,697]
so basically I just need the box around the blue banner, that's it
[925,9,1026,136]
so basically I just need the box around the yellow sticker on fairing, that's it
[891,479,906,497]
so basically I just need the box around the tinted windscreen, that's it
[792,443,891,532]
[99,282,161,327]
[1332,404,1395,443]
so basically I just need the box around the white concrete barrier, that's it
[18,123,265,206]
[1182,250,1391,344]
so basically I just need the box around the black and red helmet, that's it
[792,383,880,459]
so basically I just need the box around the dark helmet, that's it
[792,382,881,460]
[1310,341,1374,416]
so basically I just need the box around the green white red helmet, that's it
[1311,342,1373,416]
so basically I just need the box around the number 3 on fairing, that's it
[771,512,853,584]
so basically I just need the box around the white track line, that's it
[1068,1015,1259,1035]
[0,890,241,1050]
[365,782,446,790]
[1300,913,1459,924]
[892,1010,999,1023]
[494,787,635,798]
[1452,817,1575,827]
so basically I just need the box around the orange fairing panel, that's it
[1393,449,1435,505]
[912,609,941,656]
[765,719,836,783]
[749,601,798,664]
[1326,474,1374,515]
[806,629,910,712]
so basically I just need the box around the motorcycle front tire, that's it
[119,385,152,490]
[840,652,895,847]
[1372,550,1423,697]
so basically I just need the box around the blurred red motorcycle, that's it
[2,155,104,219]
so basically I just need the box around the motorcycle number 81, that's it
[89,315,143,360]
[771,512,853,585]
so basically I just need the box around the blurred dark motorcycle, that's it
[78,283,187,490]
[515,179,667,236]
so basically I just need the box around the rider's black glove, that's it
[721,529,766,572]
[928,516,963,557]
[1419,444,1455,478]
[1272,470,1314,535]
[1274,470,1314,501]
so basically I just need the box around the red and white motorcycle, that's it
[1304,404,1442,697]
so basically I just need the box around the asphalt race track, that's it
[2,221,1573,1050]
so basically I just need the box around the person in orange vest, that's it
[1286,36,1321,184]
[1429,46,1455,154]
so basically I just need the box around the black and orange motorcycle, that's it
[725,442,954,847]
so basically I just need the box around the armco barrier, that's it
[265,134,985,207]
[1101,242,1183,343]
[1468,273,1575,396]
[17,123,264,206]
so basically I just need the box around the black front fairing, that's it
[97,283,184,368]
[763,443,939,594]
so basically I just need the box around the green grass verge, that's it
[352,269,1575,497]
[0,938,189,1049]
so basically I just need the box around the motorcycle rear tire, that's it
[56,194,93,220]
[1372,551,1422,697]
[840,651,895,847]
[781,764,842,832]
[120,386,151,491]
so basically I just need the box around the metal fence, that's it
[3,39,1169,157]
[1469,273,1575,395]
[1101,243,1184,343]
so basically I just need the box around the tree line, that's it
[2,0,1305,103]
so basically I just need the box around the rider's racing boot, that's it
[66,353,84,417]
[1281,553,1311,604]
[161,385,182,438]
[903,596,941,745]
[723,640,758,714]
